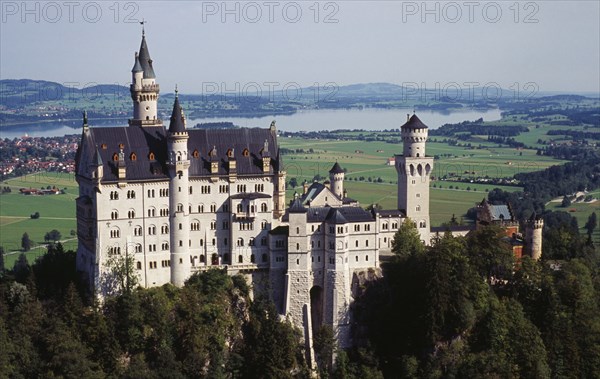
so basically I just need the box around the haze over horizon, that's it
[2,1,599,95]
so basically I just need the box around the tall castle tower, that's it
[129,29,161,127]
[525,212,544,260]
[329,162,345,199]
[395,114,433,243]
[168,91,191,286]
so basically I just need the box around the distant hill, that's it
[0,79,129,107]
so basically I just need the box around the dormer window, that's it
[242,148,249,157]
[119,143,124,149]
[193,149,199,158]
[148,152,155,160]
[112,153,119,161]
[130,152,137,161]
[227,148,234,158]
[101,143,107,150]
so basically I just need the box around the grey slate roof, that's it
[138,35,156,79]
[329,162,344,174]
[402,114,428,130]
[76,125,280,182]
[230,193,272,200]
[168,96,186,134]
[376,209,405,218]
[289,198,308,213]
[131,52,143,73]
[489,204,512,221]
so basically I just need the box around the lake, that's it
[0,108,502,139]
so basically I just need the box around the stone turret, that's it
[167,91,191,286]
[129,29,161,127]
[525,212,544,260]
[329,162,345,199]
[395,114,433,244]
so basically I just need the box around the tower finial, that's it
[175,84,178,98]
[140,19,146,36]
[83,110,88,128]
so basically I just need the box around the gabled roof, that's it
[489,204,512,221]
[326,208,348,224]
[401,114,428,130]
[138,35,156,79]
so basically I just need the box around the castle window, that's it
[119,143,124,149]
[227,148,234,158]
[179,240,183,247]
[242,148,249,157]
[261,203,268,212]
[250,254,255,263]
[101,143,107,150]
[239,255,243,263]
[211,204,217,212]
[249,238,255,246]
[111,210,118,220]
[416,205,421,212]
[296,227,300,234]
[419,221,427,228]
[199,255,205,263]
[189,186,193,194]
[198,204,204,213]
[237,238,244,247]
[296,243,300,250]
[149,152,155,160]
[193,149,199,158]
[355,256,358,262]
[130,152,137,161]
[134,226,142,236]
[112,153,119,161]
[416,193,421,198]
[262,253,267,263]
[128,210,135,219]
[365,255,369,261]
[365,240,369,247]
[200,239,204,246]
[136,262,141,270]
[355,240,359,247]
[261,237,267,246]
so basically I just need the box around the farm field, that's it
[547,189,600,244]
[1,172,78,267]
[0,127,587,267]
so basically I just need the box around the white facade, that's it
[75,33,434,361]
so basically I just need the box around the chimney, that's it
[407,113,410,122]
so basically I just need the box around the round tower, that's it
[401,113,428,158]
[525,213,544,260]
[167,90,191,286]
[129,30,161,127]
[395,114,433,244]
[329,162,345,199]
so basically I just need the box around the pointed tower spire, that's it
[168,89,186,134]
[82,110,88,130]
[131,52,142,73]
[129,28,161,127]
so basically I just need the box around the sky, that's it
[1,1,599,94]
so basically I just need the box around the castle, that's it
[75,32,541,359]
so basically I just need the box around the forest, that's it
[1,211,599,378]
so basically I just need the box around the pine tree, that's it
[21,232,32,251]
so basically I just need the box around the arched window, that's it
[112,153,119,161]
[242,148,249,157]
[193,149,199,158]
[148,152,155,160]
[237,238,244,247]
[130,152,137,161]
[261,203,268,212]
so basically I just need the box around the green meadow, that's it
[1,172,78,267]
[0,127,587,267]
